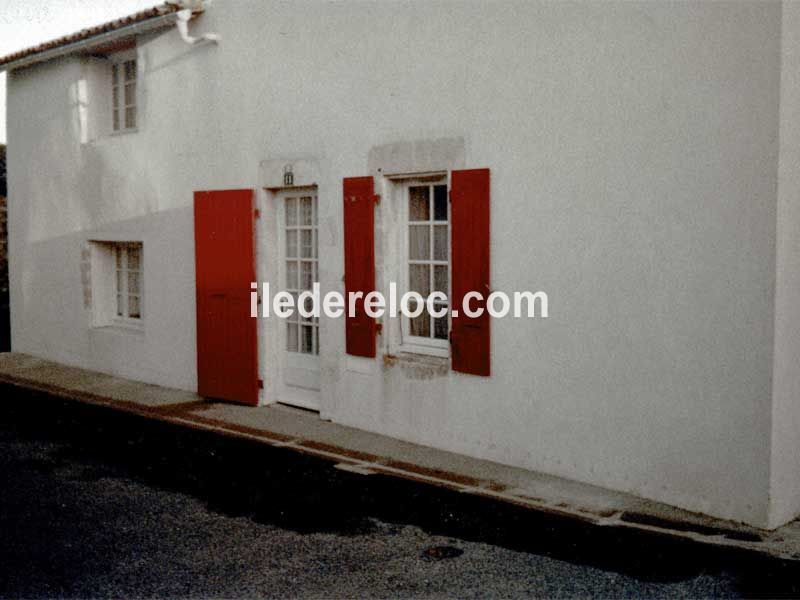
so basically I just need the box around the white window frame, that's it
[113,242,143,325]
[111,51,137,133]
[399,176,450,357]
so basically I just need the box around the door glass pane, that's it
[300,230,313,258]
[286,230,297,258]
[288,293,299,322]
[301,325,314,354]
[300,295,314,321]
[301,261,314,290]
[286,323,298,352]
[300,196,313,226]
[409,186,429,221]
[286,261,298,290]
[285,197,297,226]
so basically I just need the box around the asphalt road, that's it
[0,388,797,599]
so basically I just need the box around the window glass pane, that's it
[434,185,448,221]
[433,265,448,295]
[286,261,298,289]
[116,295,123,317]
[124,82,136,106]
[286,323,298,352]
[115,249,122,269]
[409,264,430,297]
[112,64,119,85]
[409,225,430,260]
[127,246,140,270]
[409,186,429,221]
[300,229,313,258]
[285,197,297,226]
[115,269,123,292]
[433,225,447,261]
[286,230,297,258]
[433,314,448,339]
[124,60,136,82]
[128,295,141,318]
[301,261,314,290]
[128,272,140,295]
[112,85,119,108]
[301,325,314,354]
[409,305,430,337]
[125,106,136,129]
[300,196,313,226]
[113,109,120,132]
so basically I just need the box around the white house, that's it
[4,0,800,531]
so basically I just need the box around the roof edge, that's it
[0,3,193,73]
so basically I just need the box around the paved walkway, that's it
[1,352,798,561]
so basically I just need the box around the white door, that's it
[278,191,321,410]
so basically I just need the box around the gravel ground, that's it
[0,391,794,598]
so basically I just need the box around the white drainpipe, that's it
[176,8,221,45]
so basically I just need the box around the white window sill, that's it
[92,322,144,335]
[108,128,138,137]
[398,341,449,359]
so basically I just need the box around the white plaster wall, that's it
[7,1,786,527]
[771,0,800,530]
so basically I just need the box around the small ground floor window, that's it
[89,240,144,328]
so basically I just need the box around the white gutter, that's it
[0,11,185,73]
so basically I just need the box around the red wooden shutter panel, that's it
[343,176,377,357]
[450,168,491,376]
[194,189,259,405]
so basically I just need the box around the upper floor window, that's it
[112,57,137,132]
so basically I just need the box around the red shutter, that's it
[450,168,491,376]
[194,189,259,405]
[343,176,377,357]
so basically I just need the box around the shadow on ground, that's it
[0,385,798,598]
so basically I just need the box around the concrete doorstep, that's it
[0,351,798,562]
